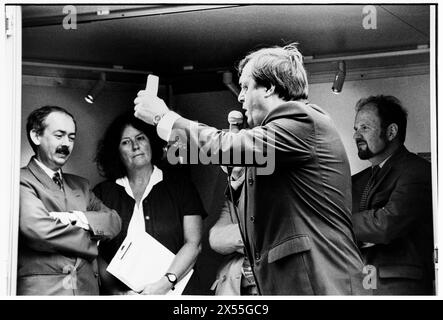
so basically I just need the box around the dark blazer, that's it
[172,101,367,295]
[18,158,122,295]
[352,146,434,295]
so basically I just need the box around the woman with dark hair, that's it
[93,112,205,295]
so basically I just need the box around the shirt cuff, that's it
[72,210,90,230]
[156,111,182,141]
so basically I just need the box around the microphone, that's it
[225,110,244,177]
[228,110,244,133]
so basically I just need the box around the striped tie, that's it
[359,165,380,211]
[53,172,64,191]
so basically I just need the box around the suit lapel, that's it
[27,158,60,192]
[367,165,392,201]
[367,146,407,202]
[238,168,248,237]
[236,167,253,262]
[27,157,67,210]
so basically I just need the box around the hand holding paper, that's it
[139,278,172,295]
[134,74,170,125]
[106,231,193,295]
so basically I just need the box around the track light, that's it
[222,71,240,97]
[85,72,106,104]
[332,61,346,94]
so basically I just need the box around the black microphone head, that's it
[228,110,243,125]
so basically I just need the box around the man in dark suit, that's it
[19,106,122,295]
[133,43,367,295]
[351,95,434,295]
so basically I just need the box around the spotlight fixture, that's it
[332,61,346,94]
[85,72,106,104]
[222,71,240,97]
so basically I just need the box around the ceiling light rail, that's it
[23,61,152,75]
[23,46,429,77]
[304,46,429,64]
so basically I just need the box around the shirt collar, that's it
[116,165,163,200]
[34,157,62,179]
[377,154,393,169]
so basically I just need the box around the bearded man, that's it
[351,95,434,295]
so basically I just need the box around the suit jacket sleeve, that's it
[19,177,121,258]
[351,163,432,244]
[83,189,122,241]
[170,104,314,167]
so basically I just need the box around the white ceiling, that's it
[21,4,431,93]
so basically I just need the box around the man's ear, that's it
[386,123,398,141]
[264,85,275,98]
[30,129,41,146]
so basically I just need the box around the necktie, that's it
[359,165,380,211]
[241,256,258,295]
[53,172,64,191]
[241,257,255,284]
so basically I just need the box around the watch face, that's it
[166,273,177,283]
[154,114,162,124]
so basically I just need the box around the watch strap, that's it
[153,113,166,126]
[165,272,177,290]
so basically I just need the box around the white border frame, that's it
[431,4,440,296]
[0,2,437,298]
[0,5,22,296]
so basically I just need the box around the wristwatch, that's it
[153,113,165,126]
[164,272,177,290]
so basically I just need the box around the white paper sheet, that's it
[107,231,193,295]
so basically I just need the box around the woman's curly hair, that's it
[95,111,165,180]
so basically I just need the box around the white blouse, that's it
[115,166,163,236]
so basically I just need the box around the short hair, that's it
[237,42,308,101]
[95,111,165,180]
[26,105,76,153]
[355,95,408,143]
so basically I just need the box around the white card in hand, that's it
[145,74,159,95]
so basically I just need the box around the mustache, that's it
[56,146,70,156]
[355,138,367,145]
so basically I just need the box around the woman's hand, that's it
[140,276,172,295]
